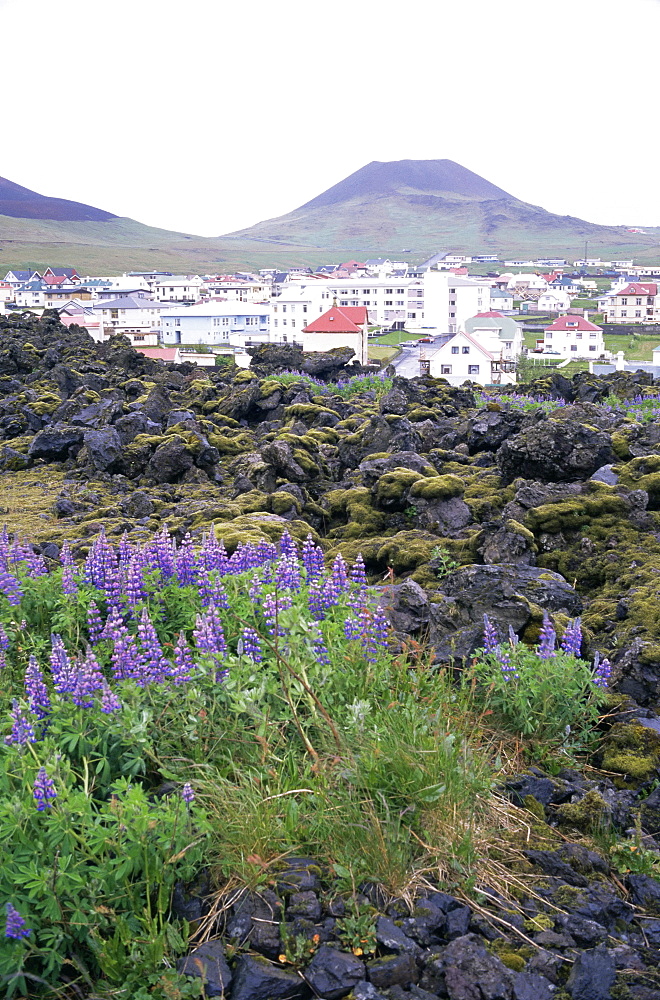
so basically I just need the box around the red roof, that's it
[474,311,504,318]
[44,274,67,285]
[616,283,657,296]
[303,306,368,334]
[545,315,602,332]
[137,347,179,360]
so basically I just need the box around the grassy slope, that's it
[3,194,660,276]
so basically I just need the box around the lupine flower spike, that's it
[33,767,57,810]
[5,903,30,940]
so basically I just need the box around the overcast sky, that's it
[2,0,659,237]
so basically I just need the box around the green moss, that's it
[376,531,440,574]
[232,370,257,384]
[292,449,320,475]
[600,723,660,785]
[497,952,526,973]
[207,432,254,455]
[270,492,302,515]
[522,795,546,822]
[284,403,340,421]
[526,492,627,534]
[409,474,464,501]
[375,469,424,504]
[29,392,62,415]
[407,407,439,422]
[556,790,609,832]
[523,914,554,932]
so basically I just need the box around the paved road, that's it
[392,345,422,378]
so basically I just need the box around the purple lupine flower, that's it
[154,526,177,579]
[124,551,147,607]
[508,625,519,647]
[62,564,78,597]
[310,625,330,665]
[33,767,57,810]
[84,529,118,592]
[176,532,198,587]
[110,630,141,683]
[5,699,37,745]
[0,566,23,605]
[241,627,263,664]
[50,634,76,696]
[255,539,278,568]
[71,650,105,707]
[172,632,195,686]
[592,652,612,688]
[118,531,133,568]
[200,531,229,575]
[100,683,122,714]
[279,530,298,559]
[0,623,9,651]
[26,551,48,578]
[5,903,30,940]
[101,604,125,642]
[248,574,263,605]
[496,644,518,680]
[262,592,291,635]
[136,608,169,684]
[344,615,361,642]
[483,614,499,654]
[181,782,195,805]
[87,601,104,644]
[350,554,368,589]
[275,553,301,592]
[60,540,75,568]
[537,615,557,660]
[331,554,348,593]
[561,617,582,657]
[25,656,50,721]
[302,535,324,581]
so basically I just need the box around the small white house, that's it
[543,315,605,358]
[91,295,162,340]
[152,276,204,303]
[464,313,524,360]
[423,330,516,386]
[537,290,572,312]
[489,288,514,311]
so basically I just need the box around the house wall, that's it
[543,327,605,357]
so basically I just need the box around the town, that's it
[3,251,660,385]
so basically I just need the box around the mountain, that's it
[1,161,659,276]
[226,159,660,259]
[0,176,118,222]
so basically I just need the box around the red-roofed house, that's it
[302,305,369,364]
[543,315,605,358]
[603,283,659,323]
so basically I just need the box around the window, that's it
[274,319,278,327]
[175,318,181,326]
[462,346,470,354]
[621,298,628,305]
[589,332,597,338]
[636,298,642,305]
[408,312,416,319]
[364,300,370,305]
[351,300,358,306]
[468,365,480,375]
[385,288,393,294]
[570,345,577,351]
[385,300,392,305]
[291,320,296,328]
[363,289,370,294]
[504,341,512,349]
[441,365,452,374]
[451,346,459,354]
[621,310,627,317]
[576,332,582,339]
[340,300,349,306]
[635,310,642,317]
[449,288,456,294]
[396,288,405,294]
[546,332,552,339]
[589,345,597,351]
[449,299,456,306]
[282,305,287,312]
[303,305,307,312]
[396,300,404,306]
[449,312,455,318]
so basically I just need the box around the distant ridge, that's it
[227,158,660,259]
[0,176,117,222]
[300,159,513,209]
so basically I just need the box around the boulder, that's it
[496,417,614,484]
[304,945,365,999]
[177,941,232,997]
[83,427,123,472]
[231,954,309,1000]
[28,423,85,461]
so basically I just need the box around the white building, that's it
[422,330,516,386]
[489,288,514,311]
[273,270,488,335]
[90,295,164,339]
[543,315,606,357]
[537,290,572,312]
[152,276,204,303]
[161,300,271,348]
[464,313,524,361]
[202,276,269,302]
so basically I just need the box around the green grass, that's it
[603,333,660,361]
[375,331,424,346]
[368,345,399,363]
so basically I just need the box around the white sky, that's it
[1,0,659,237]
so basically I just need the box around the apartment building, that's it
[602,283,660,323]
